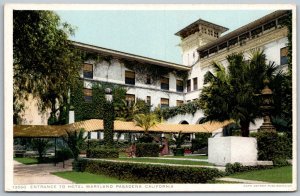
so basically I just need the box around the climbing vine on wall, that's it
[154,100,201,120]
[70,80,126,122]
[103,100,115,146]
[77,49,114,64]
[122,59,188,84]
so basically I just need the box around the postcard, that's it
[4,3,297,192]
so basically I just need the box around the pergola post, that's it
[54,137,57,166]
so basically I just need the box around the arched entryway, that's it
[179,120,192,140]
[179,120,189,124]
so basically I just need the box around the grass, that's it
[113,157,213,166]
[14,157,57,165]
[209,180,242,184]
[53,171,129,183]
[228,166,292,183]
[14,157,39,165]
[160,155,208,159]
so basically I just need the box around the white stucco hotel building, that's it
[21,10,290,138]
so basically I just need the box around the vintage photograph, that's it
[5,4,296,192]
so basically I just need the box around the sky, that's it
[56,10,274,64]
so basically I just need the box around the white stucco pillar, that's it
[69,110,75,124]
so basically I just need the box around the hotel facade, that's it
[21,10,290,139]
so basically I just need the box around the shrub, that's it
[136,143,159,157]
[273,158,291,167]
[31,138,52,160]
[76,159,224,183]
[82,139,104,150]
[256,131,292,161]
[225,162,274,175]
[191,133,211,153]
[225,162,243,175]
[138,135,154,143]
[86,148,119,158]
[56,148,73,161]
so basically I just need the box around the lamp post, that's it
[259,79,276,132]
[104,87,114,146]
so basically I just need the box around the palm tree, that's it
[133,113,160,135]
[31,138,52,161]
[63,128,87,161]
[199,49,283,137]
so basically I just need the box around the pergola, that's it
[13,119,234,138]
[13,119,233,166]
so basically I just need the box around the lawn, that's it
[228,166,292,183]
[14,157,39,165]
[113,157,213,166]
[14,157,57,165]
[160,155,208,159]
[53,171,129,183]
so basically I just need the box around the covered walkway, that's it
[14,119,233,137]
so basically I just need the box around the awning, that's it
[13,124,68,138]
[14,119,233,138]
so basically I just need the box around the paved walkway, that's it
[134,157,209,162]
[14,160,73,184]
[217,177,270,184]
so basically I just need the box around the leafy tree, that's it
[134,113,160,136]
[116,98,151,121]
[63,129,87,161]
[31,138,52,160]
[13,10,82,124]
[199,50,284,137]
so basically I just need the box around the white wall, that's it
[84,59,185,109]
[19,94,50,125]
[208,137,258,166]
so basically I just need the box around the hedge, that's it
[225,162,274,175]
[56,148,73,161]
[75,159,224,183]
[86,148,119,158]
[256,131,292,161]
[136,143,159,157]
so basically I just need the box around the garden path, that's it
[14,160,73,184]
[134,157,209,162]
[217,177,270,184]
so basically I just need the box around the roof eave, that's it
[72,41,190,71]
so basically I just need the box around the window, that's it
[176,80,184,92]
[193,77,198,90]
[176,100,184,106]
[160,98,169,109]
[160,77,169,90]
[146,75,151,84]
[187,79,191,92]
[125,94,135,106]
[214,31,219,38]
[83,88,92,102]
[125,71,135,85]
[146,96,151,105]
[83,63,93,79]
[280,47,288,65]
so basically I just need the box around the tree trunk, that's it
[240,120,250,137]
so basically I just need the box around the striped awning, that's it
[14,119,233,138]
